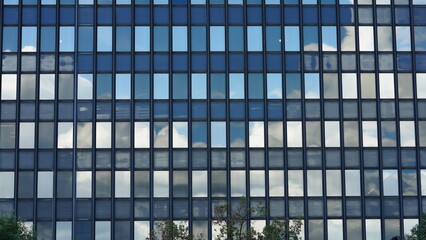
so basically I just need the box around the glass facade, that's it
[1,0,426,239]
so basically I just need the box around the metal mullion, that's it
[92,1,99,240]
[370,1,386,238]
[111,1,117,238]
[168,0,174,227]
[389,0,405,238]
[408,0,423,224]
[298,1,309,238]
[335,2,349,239]
[186,0,194,235]
[149,1,154,233]
[130,0,136,239]
[316,3,329,239]
[261,0,270,227]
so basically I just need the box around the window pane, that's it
[191,74,206,99]
[231,171,246,197]
[396,26,411,51]
[229,73,244,99]
[1,74,17,100]
[96,122,111,148]
[60,27,75,52]
[19,122,35,149]
[359,26,374,51]
[192,171,207,197]
[173,122,188,148]
[40,74,55,99]
[211,122,226,148]
[154,74,169,99]
[115,171,130,198]
[383,170,399,196]
[58,122,74,148]
[342,73,357,99]
[154,122,169,148]
[250,171,265,197]
[247,26,263,51]
[267,73,282,99]
[135,27,150,52]
[135,122,150,148]
[154,171,169,197]
[362,121,378,147]
[322,26,337,51]
[77,171,92,198]
[0,172,14,198]
[22,27,37,52]
[269,170,284,196]
[210,26,225,51]
[172,26,187,52]
[116,74,131,99]
[38,171,53,198]
[305,74,320,99]
[98,27,112,51]
[287,122,302,147]
[249,122,264,148]
[285,27,300,51]
[78,74,93,99]
[288,170,304,196]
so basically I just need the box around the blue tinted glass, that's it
[192,102,207,119]
[135,74,150,99]
[229,54,244,72]
[116,102,131,119]
[116,54,131,72]
[97,74,112,99]
[154,54,169,72]
[116,7,131,24]
[135,102,150,120]
[172,0,187,3]
[249,102,264,119]
[266,7,281,25]
[173,7,187,24]
[78,54,93,72]
[230,101,245,120]
[135,54,150,72]
[191,54,207,72]
[416,54,426,72]
[303,7,318,24]
[397,54,412,71]
[41,7,56,25]
[414,8,426,25]
[173,54,188,72]
[211,74,226,99]
[210,54,225,72]
[395,7,410,24]
[78,27,93,52]
[40,27,55,52]
[248,54,263,72]
[97,54,112,72]
[211,102,226,120]
[248,74,263,99]
[154,27,169,51]
[154,7,169,24]
[267,54,282,72]
[340,7,354,24]
[322,7,336,24]
[228,6,243,25]
[3,8,19,25]
[247,7,262,24]
[191,7,206,25]
[284,7,299,24]
[286,54,301,71]
[60,7,75,25]
[154,102,169,119]
[78,7,94,24]
[173,102,188,120]
[98,7,112,25]
[268,102,283,119]
[229,27,244,51]
[135,7,151,25]
[210,7,225,25]
[191,27,206,51]
[22,7,38,25]
[173,74,188,99]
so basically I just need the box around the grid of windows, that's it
[1,0,426,239]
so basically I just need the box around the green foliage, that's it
[146,220,205,240]
[213,197,303,240]
[0,213,36,240]
[406,213,426,240]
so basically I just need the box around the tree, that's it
[213,197,303,240]
[406,213,426,240]
[146,220,205,240]
[0,213,36,240]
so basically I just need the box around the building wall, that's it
[1,0,426,239]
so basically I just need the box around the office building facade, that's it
[1,0,426,239]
